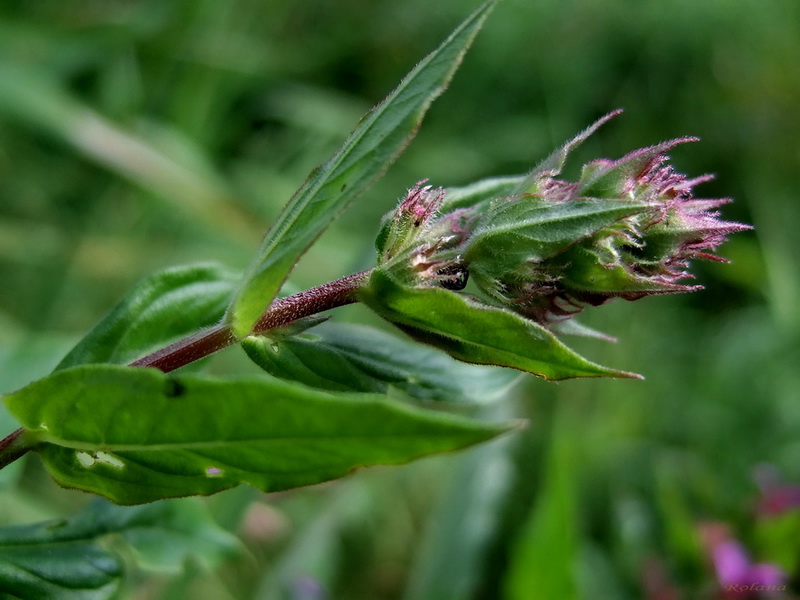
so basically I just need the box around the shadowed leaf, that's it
[242,322,519,402]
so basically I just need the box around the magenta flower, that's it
[701,524,787,598]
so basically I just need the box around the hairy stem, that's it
[130,269,372,373]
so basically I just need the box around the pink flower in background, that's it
[701,524,787,598]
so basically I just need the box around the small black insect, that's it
[437,263,470,290]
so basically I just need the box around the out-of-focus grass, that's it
[1,1,798,598]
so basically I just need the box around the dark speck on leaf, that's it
[164,379,186,398]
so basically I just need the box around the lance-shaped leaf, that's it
[0,498,237,600]
[241,322,519,402]
[228,0,498,338]
[361,270,639,380]
[57,263,239,369]
[3,365,513,505]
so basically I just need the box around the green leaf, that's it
[241,322,519,402]
[4,365,512,505]
[0,498,237,600]
[228,0,498,338]
[57,263,239,369]
[361,270,638,380]
[0,538,120,600]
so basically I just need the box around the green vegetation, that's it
[1,1,797,598]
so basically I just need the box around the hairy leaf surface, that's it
[465,199,647,277]
[440,175,524,212]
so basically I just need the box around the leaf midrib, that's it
[475,200,646,237]
[39,429,494,453]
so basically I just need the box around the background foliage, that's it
[0,0,797,598]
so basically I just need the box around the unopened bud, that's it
[374,112,750,330]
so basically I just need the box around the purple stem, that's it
[0,428,27,470]
[129,269,371,372]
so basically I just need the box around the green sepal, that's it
[440,175,525,212]
[360,270,640,380]
[466,197,648,264]
[507,109,623,197]
[374,212,395,257]
[559,245,696,295]
[578,138,695,199]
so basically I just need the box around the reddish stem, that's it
[129,269,371,373]
[128,324,237,373]
[0,428,27,470]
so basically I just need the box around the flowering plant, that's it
[365,110,749,379]
[0,1,752,596]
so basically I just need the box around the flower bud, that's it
[375,113,751,330]
[542,139,752,316]
[376,179,471,288]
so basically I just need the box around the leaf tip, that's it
[611,368,645,381]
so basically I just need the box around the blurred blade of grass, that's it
[654,456,705,574]
[745,173,800,334]
[0,64,260,243]
[504,403,579,600]
[403,403,517,600]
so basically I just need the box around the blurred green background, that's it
[1,1,798,598]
